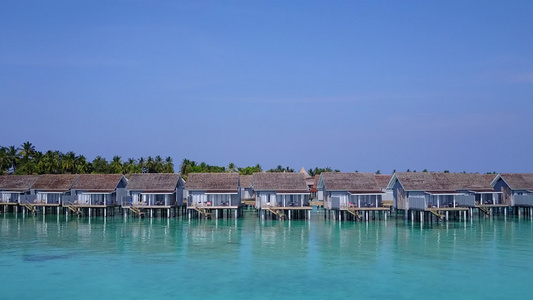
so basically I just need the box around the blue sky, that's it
[1,0,532,173]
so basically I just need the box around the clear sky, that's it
[1,0,532,173]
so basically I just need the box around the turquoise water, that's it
[1,211,533,299]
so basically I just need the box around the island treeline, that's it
[0,142,336,179]
[2,142,491,178]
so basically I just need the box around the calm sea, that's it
[1,210,532,299]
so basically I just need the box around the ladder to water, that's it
[428,209,445,219]
[67,205,82,217]
[129,207,145,217]
[266,208,286,219]
[194,207,211,218]
[346,208,363,220]
[478,206,490,216]
[22,203,37,214]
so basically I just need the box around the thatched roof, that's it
[240,175,253,188]
[446,173,496,192]
[394,172,496,192]
[375,174,393,189]
[299,167,310,177]
[0,175,40,192]
[185,173,240,192]
[321,172,382,193]
[252,173,309,193]
[31,174,79,192]
[126,173,180,192]
[71,174,124,192]
[498,173,533,190]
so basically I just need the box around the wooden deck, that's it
[475,204,508,208]
[242,200,255,206]
[0,202,19,206]
[340,206,390,211]
[187,206,240,210]
[66,204,113,208]
[125,205,173,209]
[425,207,469,211]
[263,206,313,210]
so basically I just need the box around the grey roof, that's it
[394,172,496,192]
[446,173,496,192]
[71,174,124,192]
[126,173,180,192]
[239,175,253,188]
[0,175,40,192]
[252,173,309,193]
[321,172,382,193]
[31,174,80,192]
[498,173,533,190]
[185,173,240,192]
[375,174,393,189]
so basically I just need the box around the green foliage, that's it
[0,142,175,175]
[238,164,262,175]
[267,165,294,173]
[307,167,334,177]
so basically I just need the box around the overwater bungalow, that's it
[253,172,311,220]
[20,174,79,214]
[318,172,386,221]
[447,173,502,215]
[185,173,241,219]
[492,173,533,209]
[388,172,500,221]
[0,175,39,213]
[64,174,128,216]
[124,173,185,218]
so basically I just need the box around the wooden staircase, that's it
[67,205,82,217]
[266,208,286,219]
[129,207,145,217]
[346,208,363,220]
[428,209,445,219]
[194,207,211,218]
[478,206,490,216]
[22,203,37,215]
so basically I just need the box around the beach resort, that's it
[1,171,532,223]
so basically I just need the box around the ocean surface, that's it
[1,210,532,300]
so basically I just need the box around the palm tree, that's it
[138,157,146,173]
[0,147,8,174]
[125,158,141,174]
[32,151,44,174]
[110,155,123,174]
[19,141,36,160]
[62,151,76,173]
[164,156,174,173]
[17,142,37,174]
[6,145,19,173]
[180,159,191,175]
[146,156,155,173]
[92,156,109,173]
[75,155,90,174]
[154,155,164,173]
[227,163,236,173]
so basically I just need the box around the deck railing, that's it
[455,195,475,207]
[19,195,38,204]
[62,195,77,206]
[408,197,426,210]
[0,194,19,204]
[514,195,533,206]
